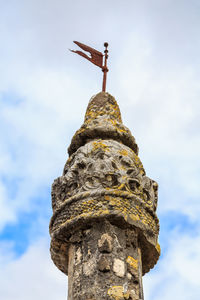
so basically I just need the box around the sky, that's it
[0,0,200,299]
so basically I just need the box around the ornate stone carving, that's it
[49,92,160,297]
[52,140,157,211]
[52,139,158,213]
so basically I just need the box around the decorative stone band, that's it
[49,189,160,276]
[68,118,139,156]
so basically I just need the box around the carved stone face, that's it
[52,140,158,212]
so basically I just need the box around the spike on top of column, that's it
[68,92,139,156]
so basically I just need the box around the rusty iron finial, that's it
[102,42,109,92]
[69,41,109,92]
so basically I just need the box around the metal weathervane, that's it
[70,41,109,92]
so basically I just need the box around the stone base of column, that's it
[67,220,144,300]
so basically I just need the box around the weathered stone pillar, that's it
[67,221,144,299]
[49,92,160,300]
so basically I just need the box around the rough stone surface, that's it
[68,92,139,156]
[98,254,111,272]
[98,233,113,253]
[113,258,125,278]
[67,221,143,300]
[49,92,160,299]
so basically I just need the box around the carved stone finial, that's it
[68,92,138,156]
[49,92,160,299]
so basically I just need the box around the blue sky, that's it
[1,0,200,299]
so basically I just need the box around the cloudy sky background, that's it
[0,0,200,299]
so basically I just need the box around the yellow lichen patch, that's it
[92,141,109,152]
[118,127,127,134]
[76,127,85,135]
[107,286,129,300]
[156,243,161,255]
[85,110,99,122]
[129,213,140,221]
[128,151,144,174]
[126,256,138,270]
[105,184,125,191]
[66,156,71,164]
[81,199,96,212]
[84,94,122,124]
[103,195,156,231]
[93,208,110,216]
[118,149,128,156]
[109,118,118,126]
[105,195,111,201]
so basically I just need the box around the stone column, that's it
[67,221,143,299]
[49,92,160,300]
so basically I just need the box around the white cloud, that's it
[0,67,89,229]
[0,238,67,300]
[0,0,200,298]
[0,183,15,229]
[113,31,200,221]
[144,230,200,299]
